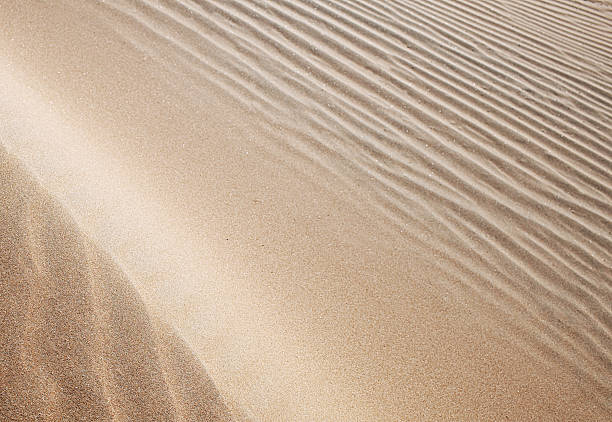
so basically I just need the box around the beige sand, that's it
[0,147,233,421]
[1,0,611,420]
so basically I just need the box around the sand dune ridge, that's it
[0,146,233,421]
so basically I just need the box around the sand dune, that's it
[0,147,233,421]
[0,0,611,420]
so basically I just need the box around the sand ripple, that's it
[0,147,233,421]
[84,0,612,411]
[1,0,611,419]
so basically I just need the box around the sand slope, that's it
[0,0,611,420]
[83,0,612,413]
[0,146,233,421]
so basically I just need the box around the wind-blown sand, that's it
[1,0,611,421]
[0,147,233,421]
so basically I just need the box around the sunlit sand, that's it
[1,1,610,420]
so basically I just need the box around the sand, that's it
[0,147,233,421]
[0,0,611,421]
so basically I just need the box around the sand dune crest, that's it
[0,0,610,420]
[0,147,233,421]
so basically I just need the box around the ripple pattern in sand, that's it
[85,0,612,410]
[0,147,233,421]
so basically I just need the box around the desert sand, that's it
[0,0,610,421]
[0,147,233,421]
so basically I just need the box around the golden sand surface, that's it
[0,147,233,421]
[1,0,611,420]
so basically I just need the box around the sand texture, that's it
[0,147,233,421]
[0,0,611,421]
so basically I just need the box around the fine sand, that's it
[1,0,611,421]
[0,147,233,421]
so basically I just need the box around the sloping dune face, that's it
[0,147,232,421]
[0,0,611,421]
